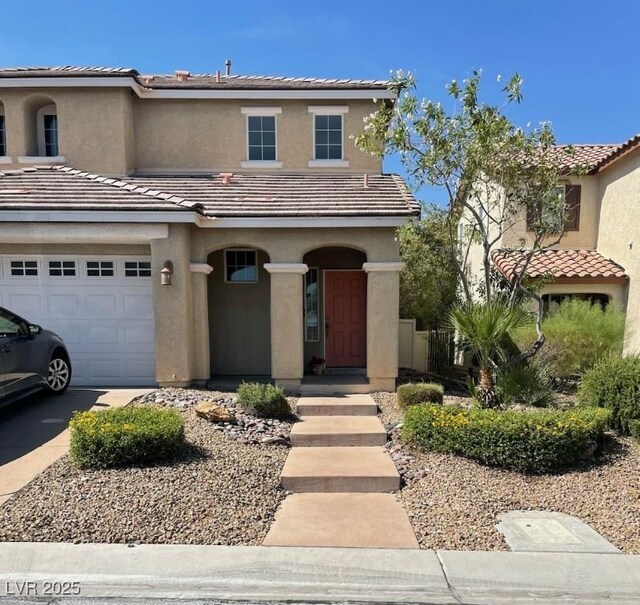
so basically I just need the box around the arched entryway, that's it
[302,246,367,374]
[207,247,271,376]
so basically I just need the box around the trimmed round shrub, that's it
[237,382,291,419]
[578,354,640,437]
[402,404,610,472]
[69,406,185,469]
[397,383,444,408]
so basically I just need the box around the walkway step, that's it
[263,493,419,549]
[290,415,387,447]
[297,394,378,417]
[281,447,400,493]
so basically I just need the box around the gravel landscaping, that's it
[373,391,640,553]
[0,390,292,545]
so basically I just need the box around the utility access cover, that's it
[496,510,620,553]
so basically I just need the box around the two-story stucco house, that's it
[0,65,419,391]
[465,137,640,354]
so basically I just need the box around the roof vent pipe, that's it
[220,172,233,185]
[225,59,232,76]
[363,173,370,188]
[175,70,190,82]
[215,70,221,83]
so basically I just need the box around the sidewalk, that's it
[0,542,639,603]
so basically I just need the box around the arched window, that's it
[37,104,58,157]
[0,103,6,157]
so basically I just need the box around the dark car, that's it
[0,306,72,406]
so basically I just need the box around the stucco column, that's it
[190,262,213,383]
[151,224,194,387]
[363,262,404,392]
[264,263,308,390]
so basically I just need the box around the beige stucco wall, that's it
[501,176,601,250]
[597,151,640,353]
[133,98,380,173]
[0,87,135,175]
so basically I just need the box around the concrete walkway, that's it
[1,542,639,603]
[263,394,418,548]
[0,388,149,505]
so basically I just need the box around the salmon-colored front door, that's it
[325,270,367,367]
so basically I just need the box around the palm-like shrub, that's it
[449,301,532,407]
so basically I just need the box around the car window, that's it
[0,313,23,337]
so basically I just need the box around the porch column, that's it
[363,262,404,392]
[151,224,194,387]
[264,263,308,390]
[190,262,213,383]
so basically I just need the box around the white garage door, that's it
[0,255,156,386]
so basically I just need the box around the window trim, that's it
[304,267,320,342]
[37,104,58,157]
[308,106,349,167]
[224,248,259,284]
[240,107,283,168]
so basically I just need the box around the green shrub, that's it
[69,406,185,469]
[513,299,625,378]
[237,382,291,419]
[496,361,556,408]
[402,404,610,472]
[397,382,444,408]
[577,354,640,436]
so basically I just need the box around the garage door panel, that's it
[0,255,156,386]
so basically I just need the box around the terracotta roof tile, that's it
[492,248,627,281]
[0,166,419,218]
[550,144,620,173]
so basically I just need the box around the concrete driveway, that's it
[0,388,151,505]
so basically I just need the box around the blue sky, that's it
[2,0,638,204]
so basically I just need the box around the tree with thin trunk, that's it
[355,70,583,404]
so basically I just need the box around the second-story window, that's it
[314,114,343,160]
[248,116,276,161]
[37,104,59,157]
[240,107,282,168]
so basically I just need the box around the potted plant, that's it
[310,356,326,376]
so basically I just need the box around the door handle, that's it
[325,321,330,337]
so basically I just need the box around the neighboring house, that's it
[464,138,640,353]
[0,65,419,390]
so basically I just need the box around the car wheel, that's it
[45,354,71,395]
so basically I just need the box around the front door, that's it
[325,270,366,367]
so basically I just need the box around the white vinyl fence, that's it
[398,319,455,373]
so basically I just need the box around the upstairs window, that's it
[527,184,581,232]
[37,105,58,157]
[247,116,276,161]
[314,114,343,160]
[0,111,5,156]
[240,107,282,167]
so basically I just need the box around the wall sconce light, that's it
[160,260,174,286]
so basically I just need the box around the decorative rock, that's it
[194,402,236,424]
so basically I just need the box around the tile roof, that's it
[0,166,419,218]
[0,166,198,212]
[492,249,628,282]
[124,173,420,217]
[551,144,620,173]
[0,66,390,90]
